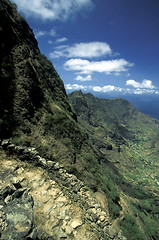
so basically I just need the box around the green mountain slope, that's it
[0,0,93,169]
[68,91,159,191]
[68,91,159,240]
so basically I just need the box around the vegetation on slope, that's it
[68,91,159,240]
[0,1,121,219]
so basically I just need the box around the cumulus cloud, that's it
[56,37,68,43]
[35,30,46,38]
[126,79,156,89]
[67,42,112,58]
[50,45,69,58]
[35,28,57,39]
[132,89,159,95]
[92,85,123,92]
[64,58,134,75]
[49,42,112,59]
[65,84,88,90]
[75,75,92,81]
[65,84,123,93]
[65,84,159,95]
[11,0,94,20]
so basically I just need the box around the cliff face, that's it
[0,0,75,139]
[0,0,89,170]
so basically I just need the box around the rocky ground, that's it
[0,140,126,240]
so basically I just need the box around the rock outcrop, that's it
[0,0,93,181]
[0,0,75,139]
[0,140,126,240]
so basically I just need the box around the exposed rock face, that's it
[0,0,75,139]
[0,187,34,240]
[0,142,126,240]
[0,0,89,172]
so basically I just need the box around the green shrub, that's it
[120,214,145,240]
[131,198,159,240]
[99,168,121,217]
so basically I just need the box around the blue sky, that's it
[11,0,159,96]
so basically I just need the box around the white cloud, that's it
[35,28,57,39]
[75,75,92,81]
[132,89,159,95]
[126,79,156,89]
[50,45,69,58]
[114,72,121,76]
[49,29,57,36]
[48,40,53,44]
[67,42,112,58]
[65,84,159,95]
[56,37,68,43]
[92,85,123,92]
[49,42,112,59]
[64,58,134,75]
[65,84,88,90]
[35,30,46,38]
[65,84,123,93]
[11,0,94,20]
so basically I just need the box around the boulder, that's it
[0,186,36,240]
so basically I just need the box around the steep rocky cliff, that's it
[0,0,75,137]
[0,0,90,168]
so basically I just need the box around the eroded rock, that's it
[0,140,125,239]
[0,187,35,240]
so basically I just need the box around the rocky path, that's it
[0,141,126,240]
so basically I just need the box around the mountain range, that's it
[0,1,158,239]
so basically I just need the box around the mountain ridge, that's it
[0,1,159,239]
[0,0,75,139]
[68,91,159,239]
[68,91,159,147]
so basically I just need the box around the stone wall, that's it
[0,139,126,240]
